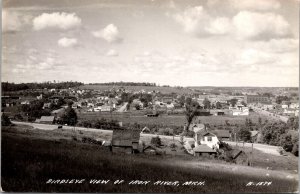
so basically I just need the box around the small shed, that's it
[212,130,231,141]
[37,116,55,124]
[193,145,217,157]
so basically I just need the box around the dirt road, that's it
[12,121,281,156]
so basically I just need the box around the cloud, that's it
[205,17,232,35]
[92,24,121,43]
[58,37,78,47]
[230,0,281,11]
[173,6,209,35]
[253,38,299,53]
[236,48,276,66]
[233,11,291,40]
[106,49,118,56]
[33,12,81,30]
[172,6,232,36]
[2,10,31,32]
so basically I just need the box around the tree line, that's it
[2,81,84,91]
[88,82,157,87]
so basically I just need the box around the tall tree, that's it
[184,97,200,134]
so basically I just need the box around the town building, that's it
[245,95,270,104]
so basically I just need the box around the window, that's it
[207,136,212,141]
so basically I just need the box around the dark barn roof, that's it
[212,130,231,138]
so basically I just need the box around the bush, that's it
[2,114,11,126]
[169,143,177,149]
[219,141,232,151]
[151,136,162,147]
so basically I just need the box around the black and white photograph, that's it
[1,0,299,193]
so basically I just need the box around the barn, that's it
[212,130,231,141]
[36,116,55,124]
[111,128,141,154]
[193,145,217,157]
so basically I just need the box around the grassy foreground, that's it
[2,130,298,193]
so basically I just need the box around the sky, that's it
[2,0,299,87]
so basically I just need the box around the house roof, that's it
[112,128,141,146]
[39,116,55,122]
[198,131,216,137]
[211,130,230,138]
[111,140,132,147]
[194,145,216,153]
[191,123,205,133]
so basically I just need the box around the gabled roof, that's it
[112,128,141,146]
[212,130,230,138]
[39,116,55,122]
[199,131,216,137]
[194,145,216,153]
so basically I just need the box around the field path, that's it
[12,121,281,156]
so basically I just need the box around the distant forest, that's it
[2,81,84,91]
[88,82,157,87]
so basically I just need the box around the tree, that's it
[228,99,238,107]
[203,98,211,109]
[151,136,162,147]
[258,117,262,126]
[184,97,200,134]
[62,107,78,126]
[216,101,222,109]
[238,128,251,142]
[279,134,293,152]
[178,95,185,107]
[275,96,290,104]
[1,114,11,126]
[241,101,247,107]
[261,123,286,145]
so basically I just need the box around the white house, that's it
[101,105,112,112]
[232,107,249,116]
[197,132,219,149]
[290,103,299,109]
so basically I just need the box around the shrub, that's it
[151,136,162,147]
[169,143,177,149]
[1,114,11,126]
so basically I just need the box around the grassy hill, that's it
[2,125,298,193]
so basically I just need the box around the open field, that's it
[77,111,271,127]
[2,125,298,193]
[79,84,193,94]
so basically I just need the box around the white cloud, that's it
[254,38,299,53]
[37,57,63,70]
[230,0,281,11]
[172,6,232,36]
[236,48,276,66]
[58,37,78,47]
[92,24,121,43]
[106,49,118,56]
[205,17,232,35]
[2,10,31,32]
[173,6,209,35]
[33,12,81,30]
[233,11,291,40]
